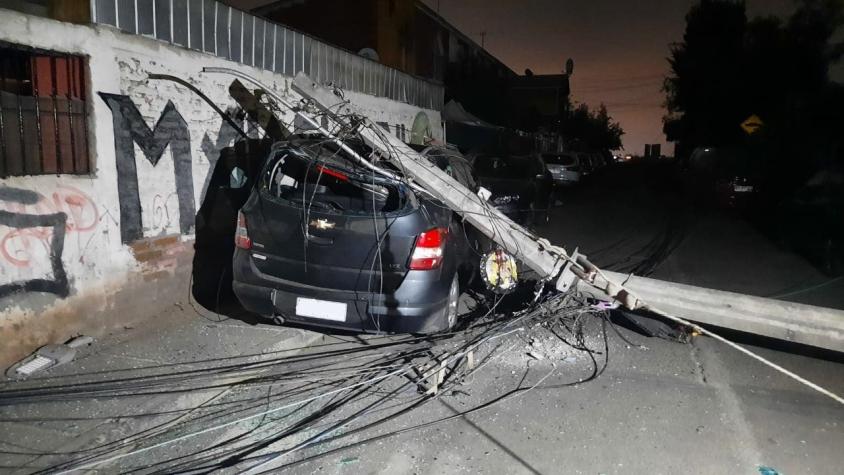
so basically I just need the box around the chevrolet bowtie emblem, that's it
[309,218,335,230]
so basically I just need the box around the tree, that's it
[563,103,624,151]
[593,104,624,151]
[663,0,747,151]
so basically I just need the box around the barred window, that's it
[0,43,90,177]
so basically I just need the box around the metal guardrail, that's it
[90,0,444,111]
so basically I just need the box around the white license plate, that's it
[295,298,347,322]
[734,185,754,192]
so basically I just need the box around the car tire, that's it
[444,273,460,330]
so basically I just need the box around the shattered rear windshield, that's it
[260,140,408,215]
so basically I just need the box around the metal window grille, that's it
[0,44,90,178]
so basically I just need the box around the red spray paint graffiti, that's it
[0,186,99,267]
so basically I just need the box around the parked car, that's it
[688,146,761,211]
[413,144,478,193]
[576,152,594,176]
[588,152,602,171]
[600,149,615,166]
[511,154,554,224]
[542,152,581,186]
[469,153,536,224]
[232,137,479,334]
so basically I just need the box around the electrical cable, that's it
[243,309,613,473]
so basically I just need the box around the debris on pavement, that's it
[0,291,613,473]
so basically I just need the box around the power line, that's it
[576,79,664,93]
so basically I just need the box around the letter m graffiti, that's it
[100,93,195,244]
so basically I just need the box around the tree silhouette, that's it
[563,103,624,151]
[664,0,747,152]
[664,0,844,195]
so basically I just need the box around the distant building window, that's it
[0,43,90,177]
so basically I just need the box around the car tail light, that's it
[235,211,252,250]
[409,228,447,270]
[316,165,349,182]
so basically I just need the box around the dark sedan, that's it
[470,153,536,224]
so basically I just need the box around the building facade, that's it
[0,2,443,365]
[256,0,518,126]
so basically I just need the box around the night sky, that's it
[421,0,800,156]
[234,0,840,156]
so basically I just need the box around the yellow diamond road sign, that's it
[741,114,763,135]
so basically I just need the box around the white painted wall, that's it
[0,9,443,328]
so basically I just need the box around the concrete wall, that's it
[0,9,443,366]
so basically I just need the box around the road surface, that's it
[1,159,842,475]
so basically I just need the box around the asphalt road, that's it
[537,159,844,309]
[271,160,844,474]
[1,158,842,475]
[283,322,844,475]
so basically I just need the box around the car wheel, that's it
[444,273,460,330]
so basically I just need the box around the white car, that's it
[542,152,581,185]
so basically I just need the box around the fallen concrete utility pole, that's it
[290,74,568,281]
[289,72,844,354]
[578,271,844,352]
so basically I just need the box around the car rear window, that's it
[543,154,576,166]
[260,142,408,215]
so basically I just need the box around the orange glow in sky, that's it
[424,0,796,156]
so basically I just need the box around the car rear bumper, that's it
[232,248,452,334]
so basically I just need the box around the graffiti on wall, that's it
[0,187,74,299]
[99,93,196,244]
[0,185,99,268]
[199,106,247,204]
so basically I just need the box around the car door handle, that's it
[306,234,334,245]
